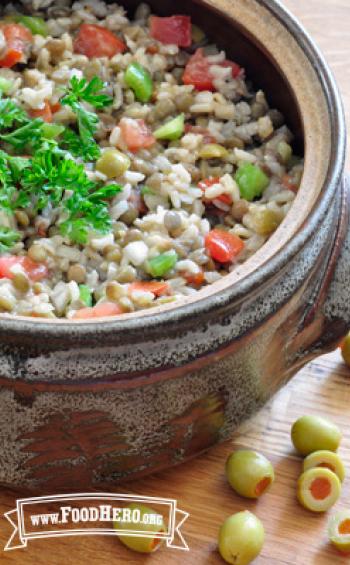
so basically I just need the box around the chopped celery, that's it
[0,77,13,95]
[147,251,178,277]
[79,284,92,307]
[41,123,65,139]
[235,163,269,201]
[154,114,185,141]
[125,62,153,103]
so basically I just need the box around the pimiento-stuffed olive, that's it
[297,467,341,512]
[328,511,350,554]
[291,415,342,456]
[225,450,275,499]
[341,333,350,367]
[114,502,166,553]
[218,511,265,565]
[303,450,345,482]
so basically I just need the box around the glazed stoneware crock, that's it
[0,0,348,493]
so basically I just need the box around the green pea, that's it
[114,502,166,553]
[226,450,274,499]
[218,511,265,565]
[96,149,130,179]
[291,415,342,456]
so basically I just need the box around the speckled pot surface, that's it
[0,0,348,493]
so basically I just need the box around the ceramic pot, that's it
[0,0,348,493]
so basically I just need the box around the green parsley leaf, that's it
[0,119,49,152]
[0,227,20,253]
[62,128,101,162]
[0,97,27,130]
[60,76,112,162]
[61,76,113,110]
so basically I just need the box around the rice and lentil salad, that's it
[0,0,303,319]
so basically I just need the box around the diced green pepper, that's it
[235,163,269,201]
[9,14,48,36]
[147,251,178,278]
[0,77,13,95]
[125,62,153,103]
[79,284,92,307]
[41,123,65,140]
[154,114,185,141]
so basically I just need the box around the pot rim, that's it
[0,0,346,337]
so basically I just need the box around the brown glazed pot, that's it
[0,0,348,493]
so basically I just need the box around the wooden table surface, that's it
[1,1,350,563]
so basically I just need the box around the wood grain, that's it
[1,1,350,563]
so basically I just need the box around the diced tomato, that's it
[146,44,159,55]
[128,281,170,297]
[119,118,155,152]
[29,100,52,123]
[282,173,298,193]
[50,102,62,114]
[205,229,244,263]
[183,48,213,91]
[184,124,217,144]
[0,23,33,68]
[150,15,192,47]
[183,270,205,287]
[73,24,126,58]
[183,48,242,91]
[0,256,48,281]
[72,302,123,319]
[199,178,233,206]
[221,59,242,79]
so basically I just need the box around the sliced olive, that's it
[297,467,341,512]
[328,511,350,554]
[303,450,345,482]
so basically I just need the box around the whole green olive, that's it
[291,415,342,456]
[96,149,131,179]
[114,502,166,553]
[225,450,275,499]
[218,511,265,565]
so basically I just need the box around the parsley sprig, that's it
[61,76,113,161]
[0,78,121,247]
